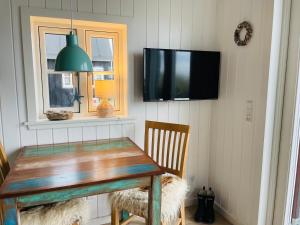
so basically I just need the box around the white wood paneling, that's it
[82,126,97,141]
[96,125,110,139]
[109,124,122,138]
[68,127,83,142]
[3,0,274,224]
[121,0,133,17]
[45,0,61,9]
[53,128,68,143]
[87,196,98,219]
[128,0,146,149]
[97,194,111,217]
[29,0,45,8]
[61,0,77,11]
[0,99,3,144]
[37,129,53,145]
[0,0,21,161]
[146,0,158,48]
[158,0,170,48]
[107,0,121,16]
[93,0,107,14]
[210,0,274,224]
[169,0,181,49]
[122,123,135,140]
[180,0,193,50]
[78,0,92,12]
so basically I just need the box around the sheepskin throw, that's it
[109,173,188,223]
[20,198,89,225]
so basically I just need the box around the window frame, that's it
[85,30,121,113]
[38,26,80,116]
[21,7,129,123]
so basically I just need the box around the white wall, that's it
[0,0,218,224]
[209,0,274,225]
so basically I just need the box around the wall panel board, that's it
[3,0,274,224]
[121,0,133,17]
[107,0,121,16]
[0,0,22,161]
[45,0,61,9]
[210,0,274,224]
[29,0,45,8]
[93,0,107,14]
[78,0,92,12]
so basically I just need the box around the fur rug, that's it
[109,173,188,223]
[20,198,89,225]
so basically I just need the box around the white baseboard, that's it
[214,202,240,225]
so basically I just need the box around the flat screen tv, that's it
[143,48,220,101]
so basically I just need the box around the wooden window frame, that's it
[85,30,121,114]
[30,17,128,120]
[38,27,80,116]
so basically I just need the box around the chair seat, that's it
[20,198,89,225]
[109,174,188,223]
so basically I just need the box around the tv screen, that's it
[143,48,220,101]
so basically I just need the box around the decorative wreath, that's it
[234,21,253,46]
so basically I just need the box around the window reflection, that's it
[45,33,79,111]
[91,37,114,72]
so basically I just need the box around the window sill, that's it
[24,116,135,130]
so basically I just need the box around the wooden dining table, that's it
[0,137,163,225]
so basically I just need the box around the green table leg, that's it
[3,198,19,225]
[121,210,129,221]
[148,175,161,225]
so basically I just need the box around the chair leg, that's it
[180,203,186,225]
[111,207,120,225]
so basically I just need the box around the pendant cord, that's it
[70,0,73,33]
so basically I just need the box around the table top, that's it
[0,138,163,198]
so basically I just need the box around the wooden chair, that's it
[0,142,9,225]
[111,120,190,225]
[0,142,85,225]
[0,143,9,187]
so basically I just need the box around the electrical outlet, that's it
[246,100,254,122]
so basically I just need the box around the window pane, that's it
[48,73,75,108]
[93,74,114,81]
[91,37,114,72]
[47,59,56,70]
[45,33,66,70]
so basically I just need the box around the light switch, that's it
[246,100,254,122]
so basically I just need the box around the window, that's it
[31,17,128,119]
[86,31,121,113]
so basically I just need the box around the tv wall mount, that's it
[234,21,253,46]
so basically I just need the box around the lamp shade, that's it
[95,80,114,99]
[55,32,93,72]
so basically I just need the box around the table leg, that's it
[121,210,129,221]
[3,198,19,225]
[148,175,161,225]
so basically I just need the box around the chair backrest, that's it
[0,142,9,185]
[144,120,190,178]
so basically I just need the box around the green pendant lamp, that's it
[55,3,93,72]
[55,32,93,72]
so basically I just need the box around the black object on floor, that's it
[206,187,215,223]
[194,186,215,224]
